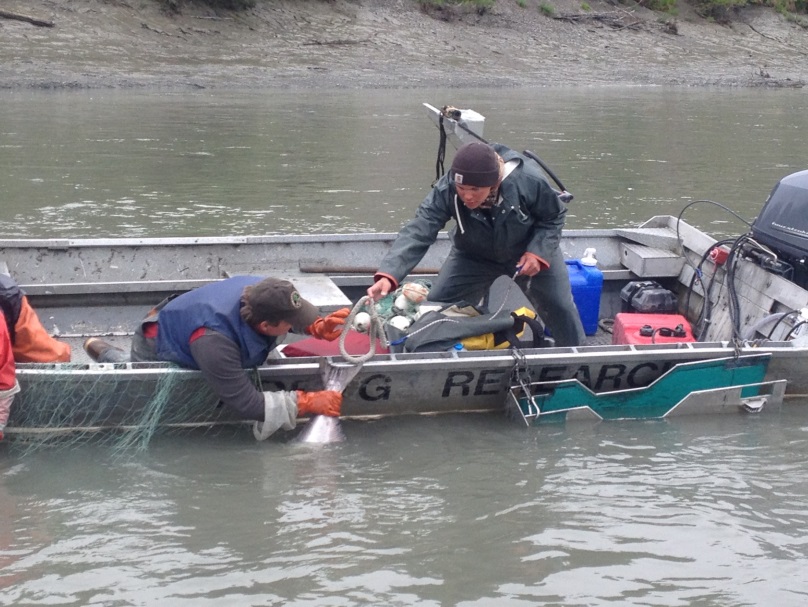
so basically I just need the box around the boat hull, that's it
[10,340,805,436]
[5,215,808,438]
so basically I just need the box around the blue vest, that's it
[155,276,277,369]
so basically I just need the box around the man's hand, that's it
[296,390,342,417]
[367,277,394,301]
[306,308,350,341]
[515,252,547,277]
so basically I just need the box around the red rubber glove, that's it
[305,308,351,341]
[296,390,342,417]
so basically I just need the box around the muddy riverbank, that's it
[1,0,806,90]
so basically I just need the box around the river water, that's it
[2,88,808,238]
[2,88,808,605]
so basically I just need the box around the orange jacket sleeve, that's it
[12,296,71,363]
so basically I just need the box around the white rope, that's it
[339,296,389,364]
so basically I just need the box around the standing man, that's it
[85,276,350,439]
[367,141,584,347]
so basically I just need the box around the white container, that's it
[581,247,598,267]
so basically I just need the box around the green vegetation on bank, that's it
[157,0,807,22]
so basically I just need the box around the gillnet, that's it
[5,361,246,456]
[365,279,432,322]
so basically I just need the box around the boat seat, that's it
[619,242,684,277]
[614,226,680,250]
[20,275,352,313]
[273,274,352,311]
[220,271,351,311]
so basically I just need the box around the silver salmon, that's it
[295,359,362,444]
[295,414,345,444]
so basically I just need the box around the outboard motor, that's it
[750,170,808,289]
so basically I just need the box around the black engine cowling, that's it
[750,170,808,288]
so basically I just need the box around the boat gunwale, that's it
[14,339,807,379]
[0,227,622,249]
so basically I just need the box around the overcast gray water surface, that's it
[2,87,807,238]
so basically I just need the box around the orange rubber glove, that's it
[305,308,351,341]
[296,390,343,417]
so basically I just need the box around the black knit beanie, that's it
[450,142,500,187]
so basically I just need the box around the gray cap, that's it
[241,278,318,330]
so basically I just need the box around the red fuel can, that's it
[612,313,695,345]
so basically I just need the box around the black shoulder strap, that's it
[500,312,546,348]
[0,274,23,344]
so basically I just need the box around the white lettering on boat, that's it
[349,360,684,401]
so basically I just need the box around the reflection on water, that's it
[2,88,807,239]
[2,410,808,604]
